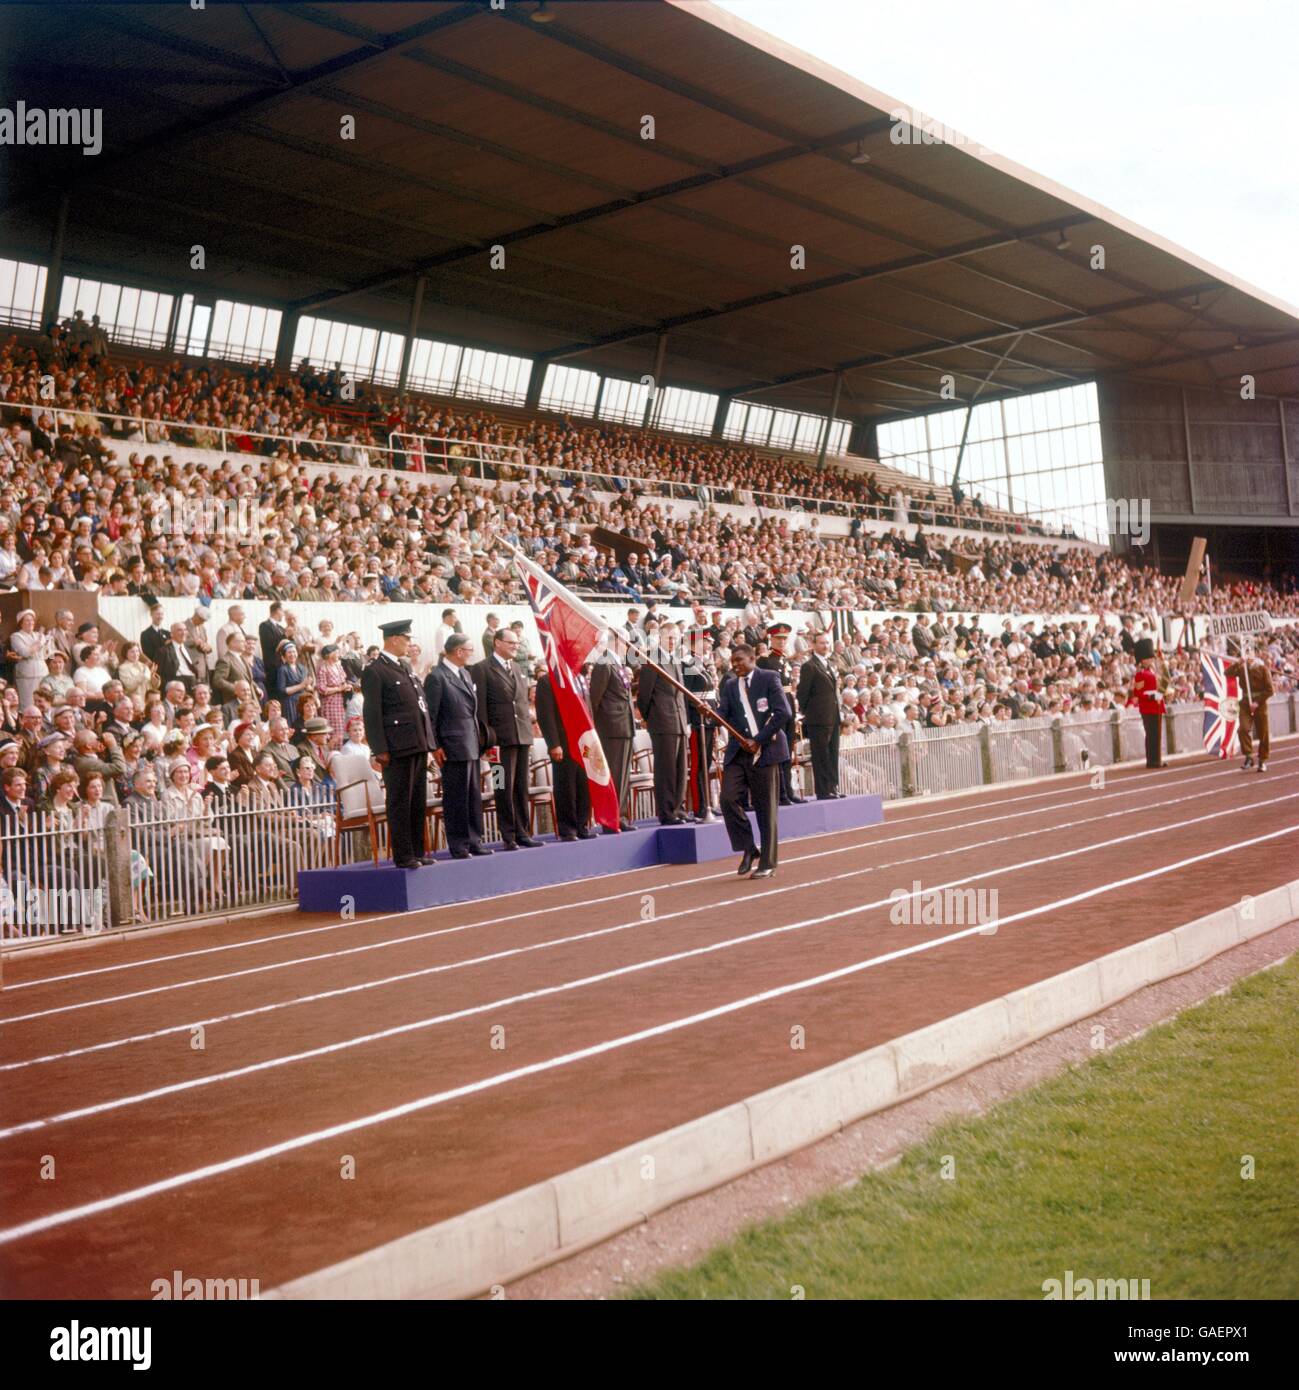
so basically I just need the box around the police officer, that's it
[682,626,720,821]
[361,618,436,868]
[757,623,803,804]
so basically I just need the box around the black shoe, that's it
[778,798,794,806]
[450,849,471,860]
[517,836,543,848]
[500,842,521,852]
[559,833,578,842]
[620,820,636,833]
[418,855,438,866]
[737,848,757,876]
[577,829,599,839]
[789,795,806,804]
[749,866,775,880]
[602,825,621,835]
[394,859,421,870]
[469,844,493,856]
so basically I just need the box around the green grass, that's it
[630,955,1299,1299]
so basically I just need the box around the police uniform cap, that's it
[379,618,414,638]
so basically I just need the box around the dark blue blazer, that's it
[719,666,790,767]
[424,661,486,762]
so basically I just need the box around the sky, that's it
[713,0,1299,310]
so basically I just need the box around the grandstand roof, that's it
[4,0,1298,422]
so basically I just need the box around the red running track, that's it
[2,750,1297,1298]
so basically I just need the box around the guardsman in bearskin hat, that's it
[1126,637,1166,769]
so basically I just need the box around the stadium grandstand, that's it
[1,0,1297,1322]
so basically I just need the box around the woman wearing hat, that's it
[228,720,261,790]
[1126,638,1166,769]
[7,609,50,708]
[275,640,310,726]
[314,643,350,748]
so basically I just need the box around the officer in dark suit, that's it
[361,618,436,868]
[682,628,719,821]
[636,622,689,825]
[425,634,494,859]
[472,626,541,850]
[535,667,598,841]
[260,602,288,696]
[796,628,842,799]
[589,634,637,833]
[140,598,169,668]
[756,623,803,805]
[718,644,790,879]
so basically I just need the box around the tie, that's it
[738,676,759,737]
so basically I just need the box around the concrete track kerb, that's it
[267,878,1299,1299]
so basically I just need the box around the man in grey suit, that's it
[211,632,254,707]
[426,635,493,859]
[636,621,689,825]
[588,633,637,833]
[184,607,215,686]
[472,626,541,850]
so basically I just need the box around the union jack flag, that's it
[1201,652,1240,758]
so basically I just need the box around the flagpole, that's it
[489,533,756,747]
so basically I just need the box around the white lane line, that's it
[10,750,1278,992]
[3,791,1296,1138]
[4,754,1279,1016]
[4,767,1290,1062]
[3,767,1288,1031]
[2,816,1294,1248]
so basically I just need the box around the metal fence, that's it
[0,809,107,940]
[838,737,904,801]
[989,715,1056,783]
[909,723,985,796]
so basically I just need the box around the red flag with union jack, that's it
[1201,652,1240,758]
[515,551,621,831]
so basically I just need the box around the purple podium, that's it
[297,794,884,914]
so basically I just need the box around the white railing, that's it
[1,809,108,940]
[27,404,1052,538]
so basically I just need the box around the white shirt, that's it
[737,674,760,737]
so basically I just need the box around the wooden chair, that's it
[528,737,555,837]
[331,753,385,866]
[630,728,656,823]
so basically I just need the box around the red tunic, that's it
[1128,666,1165,716]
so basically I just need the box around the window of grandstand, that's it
[405,337,461,396]
[207,299,282,364]
[723,400,850,456]
[175,296,213,357]
[597,375,651,426]
[58,275,175,350]
[452,346,532,406]
[877,383,1107,540]
[0,255,48,330]
[293,315,405,386]
[539,363,601,418]
[649,384,717,435]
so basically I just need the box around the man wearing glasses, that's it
[472,626,542,850]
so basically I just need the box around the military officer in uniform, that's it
[757,623,803,804]
[1224,638,1274,772]
[361,618,436,868]
[682,626,720,821]
[589,632,637,833]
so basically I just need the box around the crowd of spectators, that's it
[2,328,1296,622]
